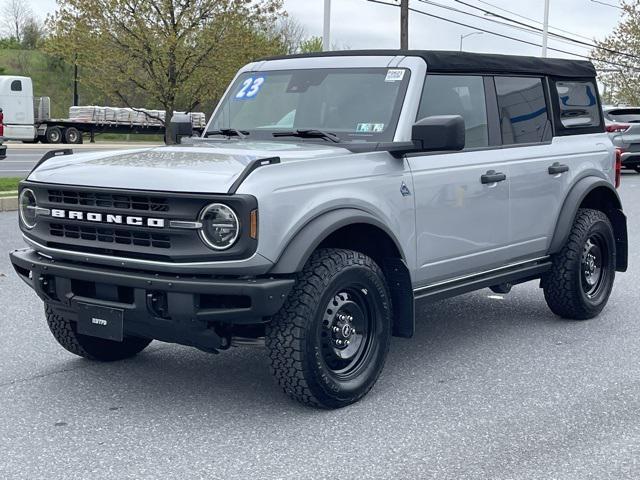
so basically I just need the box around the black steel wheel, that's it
[318,286,378,379]
[266,248,392,408]
[581,234,609,299]
[543,208,616,319]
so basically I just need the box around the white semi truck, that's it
[0,75,206,144]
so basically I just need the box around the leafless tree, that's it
[274,17,307,54]
[2,0,32,42]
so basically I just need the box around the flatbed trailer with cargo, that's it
[0,76,205,145]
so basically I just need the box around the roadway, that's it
[0,142,160,178]
[1,174,640,479]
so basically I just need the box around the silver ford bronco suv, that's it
[10,51,628,408]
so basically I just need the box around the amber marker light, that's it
[250,209,258,239]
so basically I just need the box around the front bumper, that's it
[10,248,294,350]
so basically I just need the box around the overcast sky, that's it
[29,0,622,60]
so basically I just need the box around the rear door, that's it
[492,76,564,259]
[409,74,511,286]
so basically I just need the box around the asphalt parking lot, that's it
[0,143,160,178]
[1,175,640,480]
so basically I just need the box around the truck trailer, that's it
[0,76,206,144]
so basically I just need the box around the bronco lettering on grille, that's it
[49,209,165,228]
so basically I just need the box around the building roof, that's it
[261,50,596,78]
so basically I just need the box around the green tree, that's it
[46,0,285,142]
[21,17,46,49]
[592,0,640,105]
[299,36,323,53]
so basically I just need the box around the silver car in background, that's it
[604,106,640,172]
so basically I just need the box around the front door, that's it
[409,74,510,286]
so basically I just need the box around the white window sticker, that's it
[235,77,266,100]
[356,123,385,133]
[385,69,405,82]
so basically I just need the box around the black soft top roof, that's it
[261,50,596,79]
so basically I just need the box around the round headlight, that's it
[199,203,240,250]
[19,189,38,229]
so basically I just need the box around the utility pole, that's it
[400,0,409,49]
[73,52,79,106]
[541,0,550,57]
[323,0,331,51]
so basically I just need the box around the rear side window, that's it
[604,108,640,124]
[417,75,488,148]
[555,81,600,128]
[495,77,550,145]
[10,80,21,92]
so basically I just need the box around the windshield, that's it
[208,68,411,143]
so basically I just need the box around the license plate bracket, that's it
[77,303,124,342]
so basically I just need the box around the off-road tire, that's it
[543,208,616,320]
[266,248,392,409]
[45,304,152,361]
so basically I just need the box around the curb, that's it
[0,196,18,212]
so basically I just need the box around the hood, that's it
[27,141,350,194]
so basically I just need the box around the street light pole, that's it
[400,0,409,49]
[542,0,550,57]
[323,0,331,51]
[459,32,483,51]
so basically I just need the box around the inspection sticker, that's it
[356,123,385,133]
[385,69,405,82]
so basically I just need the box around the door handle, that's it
[480,170,507,184]
[548,162,569,175]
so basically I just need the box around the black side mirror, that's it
[412,115,465,152]
[169,113,193,145]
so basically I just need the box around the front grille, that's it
[50,223,171,249]
[48,189,169,212]
[25,183,258,264]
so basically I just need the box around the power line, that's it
[475,0,594,41]
[415,0,594,51]
[451,0,640,61]
[365,0,640,71]
[590,0,623,9]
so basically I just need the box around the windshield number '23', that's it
[235,77,265,100]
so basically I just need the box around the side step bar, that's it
[413,257,552,303]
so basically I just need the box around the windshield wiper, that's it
[272,129,340,143]
[205,128,249,139]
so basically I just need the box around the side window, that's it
[417,75,488,148]
[10,80,22,92]
[555,80,600,128]
[495,77,550,145]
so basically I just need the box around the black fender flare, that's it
[269,208,405,274]
[269,208,415,338]
[549,176,627,271]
